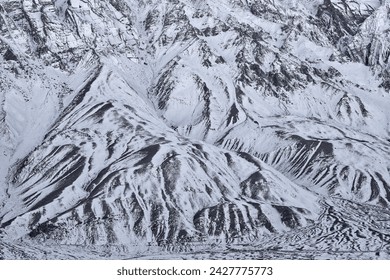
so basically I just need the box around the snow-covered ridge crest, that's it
[1,0,390,259]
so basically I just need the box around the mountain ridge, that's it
[1,0,390,259]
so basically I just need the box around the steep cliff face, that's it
[0,0,390,259]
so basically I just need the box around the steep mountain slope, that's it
[1,0,390,259]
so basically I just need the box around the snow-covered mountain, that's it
[1,0,390,259]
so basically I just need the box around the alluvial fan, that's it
[0,0,390,259]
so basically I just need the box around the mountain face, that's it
[0,0,390,259]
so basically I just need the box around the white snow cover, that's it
[0,0,390,259]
